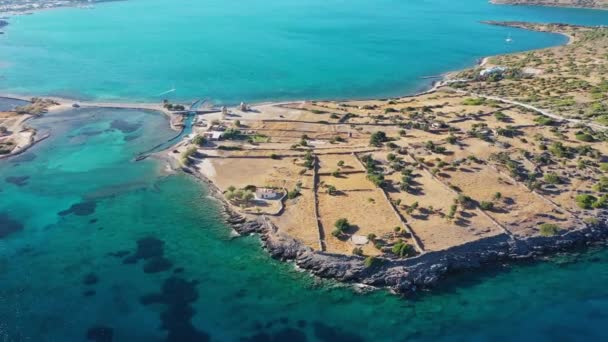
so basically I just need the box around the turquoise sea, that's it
[1,0,608,104]
[2,0,608,341]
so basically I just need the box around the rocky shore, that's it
[182,163,607,295]
[491,0,608,9]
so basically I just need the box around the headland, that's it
[2,22,608,294]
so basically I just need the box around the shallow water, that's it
[3,0,608,104]
[2,103,608,341]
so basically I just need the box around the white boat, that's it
[506,34,513,43]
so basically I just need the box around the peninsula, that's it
[2,22,607,294]
[166,22,608,293]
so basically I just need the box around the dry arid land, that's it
[168,22,608,292]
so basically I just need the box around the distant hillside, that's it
[492,0,608,9]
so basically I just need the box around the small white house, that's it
[203,131,224,141]
[480,66,507,78]
[255,188,280,200]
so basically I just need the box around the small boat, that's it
[506,34,513,43]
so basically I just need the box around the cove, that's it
[2,0,608,104]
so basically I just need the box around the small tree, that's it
[392,240,414,258]
[327,185,337,195]
[369,131,388,147]
[332,218,350,237]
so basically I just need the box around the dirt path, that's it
[450,88,608,131]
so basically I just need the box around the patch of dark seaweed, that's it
[86,325,114,342]
[0,213,24,239]
[83,273,99,285]
[122,237,164,264]
[143,256,173,274]
[58,201,97,216]
[140,276,209,342]
[5,176,29,187]
[107,250,130,258]
[241,328,307,342]
[110,119,141,134]
[124,134,141,142]
[313,321,364,342]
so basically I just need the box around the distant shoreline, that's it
[491,0,608,10]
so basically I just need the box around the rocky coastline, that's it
[491,0,608,9]
[182,163,608,295]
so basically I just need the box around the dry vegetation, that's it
[454,23,608,127]
[173,23,607,261]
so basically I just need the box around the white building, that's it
[480,66,507,78]
[255,188,280,200]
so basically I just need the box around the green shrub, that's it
[534,116,555,126]
[334,218,350,233]
[391,240,415,258]
[180,146,198,166]
[367,173,385,187]
[593,177,608,193]
[543,172,561,185]
[352,247,364,256]
[480,201,494,211]
[462,97,486,106]
[575,132,594,142]
[192,135,207,146]
[539,223,560,237]
[370,131,389,146]
[494,111,509,122]
[364,256,381,268]
[576,194,597,209]
[326,185,337,195]
[287,189,300,199]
